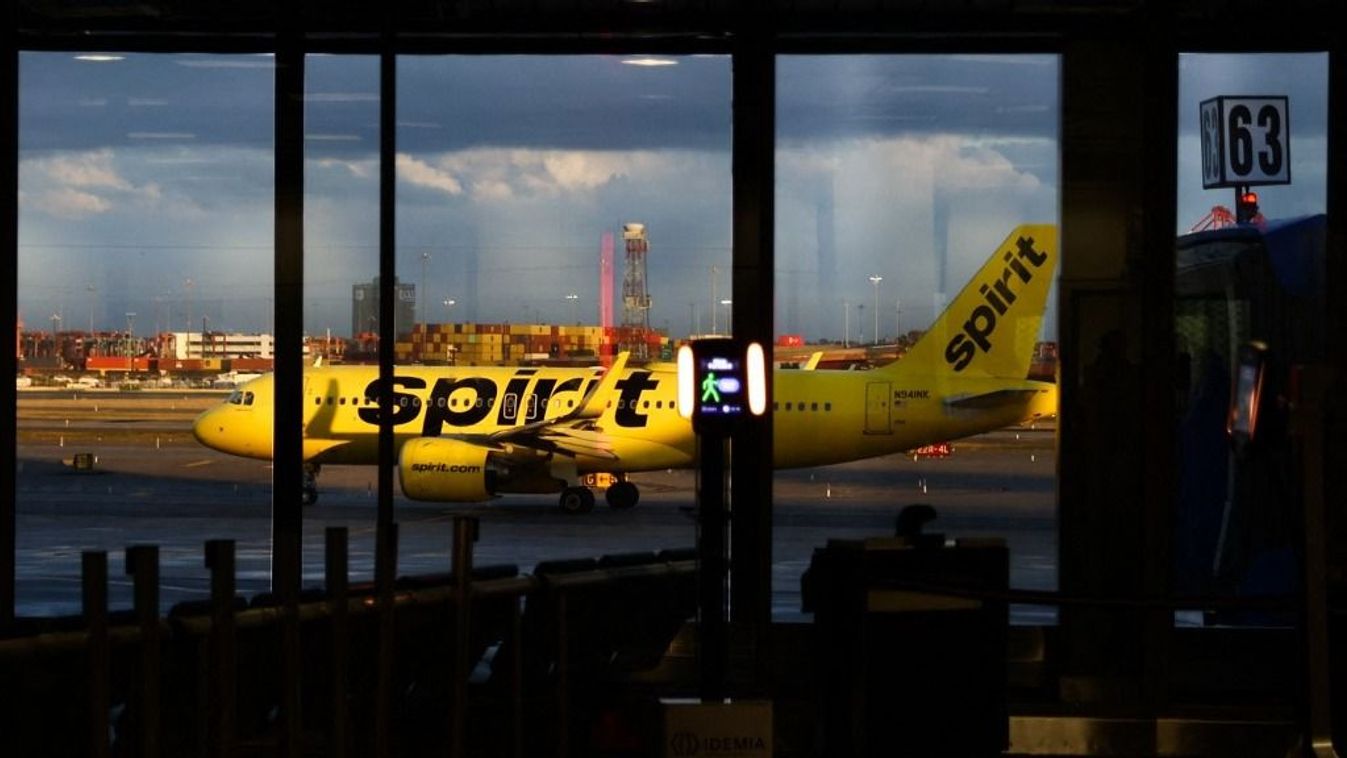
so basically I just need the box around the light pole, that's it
[184,277,193,333]
[420,251,431,326]
[709,265,719,334]
[868,275,883,345]
[565,293,579,325]
[87,283,96,334]
[443,298,456,324]
[843,299,850,347]
[895,297,902,343]
[720,299,732,334]
[125,312,136,358]
[857,303,865,344]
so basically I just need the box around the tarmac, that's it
[14,390,1057,621]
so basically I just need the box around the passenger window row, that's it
[310,394,584,411]
[773,401,830,412]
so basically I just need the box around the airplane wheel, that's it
[605,481,639,510]
[558,487,595,514]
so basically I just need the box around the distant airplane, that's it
[193,224,1058,512]
[211,370,264,389]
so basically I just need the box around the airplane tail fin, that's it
[885,224,1057,380]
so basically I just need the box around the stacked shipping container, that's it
[398,322,669,365]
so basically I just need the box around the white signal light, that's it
[677,345,695,419]
[747,342,766,416]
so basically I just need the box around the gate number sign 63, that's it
[1201,96,1291,189]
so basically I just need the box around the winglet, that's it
[803,351,823,371]
[573,351,629,420]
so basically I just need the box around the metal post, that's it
[326,527,350,758]
[1,35,18,630]
[698,434,729,702]
[510,597,524,758]
[1295,368,1337,758]
[126,545,160,758]
[556,592,569,758]
[83,551,109,758]
[374,25,399,758]
[729,30,776,668]
[450,516,478,758]
[205,540,236,758]
[374,523,398,758]
[273,31,306,757]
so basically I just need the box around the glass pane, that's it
[389,55,731,569]
[300,54,381,584]
[775,55,1061,622]
[1174,53,1327,627]
[17,52,274,614]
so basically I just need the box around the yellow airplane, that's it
[193,224,1058,513]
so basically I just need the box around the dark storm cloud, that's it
[777,55,1059,145]
[19,53,275,153]
[394,55,733,153]
[22,52,1060,156]
[1177,53,1328,138]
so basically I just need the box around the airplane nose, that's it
[192,407,223,450]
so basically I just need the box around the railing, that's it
[0,517,697,758]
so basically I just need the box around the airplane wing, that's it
[466,352,631,460]
[572,351,628,420]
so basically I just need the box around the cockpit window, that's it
[244,392,255,406]
[228,390,243,405]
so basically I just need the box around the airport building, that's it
[3,3,1345,758]
[168,331,276,361]
[351,276,415,340]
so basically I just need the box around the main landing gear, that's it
[605,480,640,510]
[557,478,641,514]
[558,486,595,514]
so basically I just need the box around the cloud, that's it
[24,187,112,218]
[21,148,177,218]
[396,153,464,195]
[39,149,132,190]
[314,157,375,179]
[780,134,1043,196]
[397,147,674,201]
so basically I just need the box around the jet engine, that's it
[398,438,497,502]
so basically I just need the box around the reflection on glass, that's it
[301,54,381,583]
[387,55,732,566]
[775,55,1061,622]
[17,52,275,613]
[1173,54,1326,626]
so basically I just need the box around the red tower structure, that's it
[621,223,652,360]
[599,231,615,366]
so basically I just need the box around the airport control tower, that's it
[621,223,652,359]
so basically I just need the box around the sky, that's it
[16,51,1328,343]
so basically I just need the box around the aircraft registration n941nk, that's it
[193,224,1058,513]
